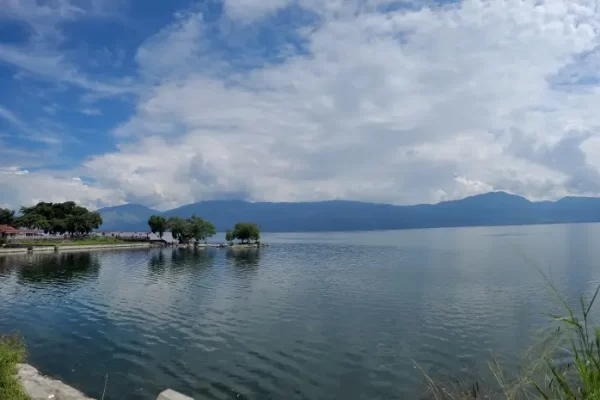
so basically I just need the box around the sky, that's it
[2,0,600,211]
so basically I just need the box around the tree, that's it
[148,215,167,239]
[167,217,187,243]
[189,215,216,242]
[231,223,260,244]
[167,215,216,245]
[0,208,15,225]
[225,230,233,242]
[18,201,102,236]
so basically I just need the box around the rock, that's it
[17,364,93,400]
[157,389,194,400]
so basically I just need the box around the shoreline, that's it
[0,242,270,256]
[17,364,93,400]
[0,242,153,256]
[17,363,193,400]
[178,243,269,249]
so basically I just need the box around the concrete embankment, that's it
[0,243,152,256]
[0,247,28,254]
[18,364,194,399]
[17,364,93,400]
[56,243,152,252]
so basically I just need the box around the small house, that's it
[0,225,43,239]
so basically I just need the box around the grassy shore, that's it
[0,334,29,400]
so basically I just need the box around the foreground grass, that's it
[0,334,29,400]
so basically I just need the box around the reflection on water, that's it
[226,249,261,268]
[148,250,166,275]
[170,247,215,264]
[2,225,600,399]
[18,253,100,284]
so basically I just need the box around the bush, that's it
[0,334,29,400]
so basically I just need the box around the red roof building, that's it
[0,225,42,238]
[0,225,19,234]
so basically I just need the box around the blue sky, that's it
[2,0,600,210]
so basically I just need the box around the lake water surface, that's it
[2,224,600,399]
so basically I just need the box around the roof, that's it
[0,225,42,234]
[0,225,19,233]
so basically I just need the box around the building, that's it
[0,225,43,239]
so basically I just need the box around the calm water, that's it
[2,224,600,399]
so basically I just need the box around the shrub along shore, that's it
[0,334,28,400]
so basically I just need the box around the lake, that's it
[2,224,600,399]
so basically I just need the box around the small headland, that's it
[175,242,270,249]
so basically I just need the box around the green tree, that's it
[167,217,188,243]
[225,230,233,242]
[18,202,102,236]
[148,215,167,238]
[189,215,216,242]
[167,215,216,244]
[0,208,15,225]
[231,223,260,243]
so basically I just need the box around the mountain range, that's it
[96,191,600,232]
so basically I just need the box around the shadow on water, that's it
[170,248,216,265]
[18,253,100,284]
[148,250,167,275]
[226,249,261,269]
[147,249,217,284]
[0,256,14,275]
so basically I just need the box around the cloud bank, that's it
[3,0,600,210]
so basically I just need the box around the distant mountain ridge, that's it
[96,191,600,232]
[96,203,159,232]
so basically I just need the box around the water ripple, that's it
[2,226,600,398]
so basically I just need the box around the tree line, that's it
[0,202,260,243]
[148,216,260,244]
[0,202,102,236]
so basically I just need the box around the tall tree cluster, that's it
[226,223,260,243]
[16,202,102,236]
[0,208,15,225]
[147,215,167,239]
[148,214,216,244]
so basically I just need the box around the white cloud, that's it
[80,108,103,116]
[83,0,600,208]
[0,166,29,176]
[0,167,120,210]
[0,0,134,94]
[223,0,292,22]
[6,0,600,209]
[135,11,207,79]
[0,105,63,144]
[0,44,134,94]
